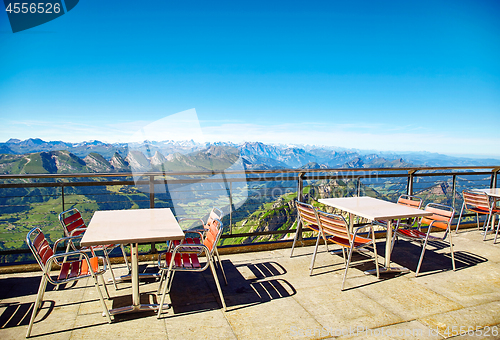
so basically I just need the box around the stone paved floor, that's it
[1,229,500,339]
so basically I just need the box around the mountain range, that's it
[0,138,499,175]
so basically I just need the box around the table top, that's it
[473,188,500,198]
[318,196,432,221]
[81,208,185,247]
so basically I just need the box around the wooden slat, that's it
[182,254,192,268]
[190,253,201,268]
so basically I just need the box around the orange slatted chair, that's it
[156,216,227,317]
[375,194,423,228]
[296,201,379,290]
[290,201,330,257]
[455,191,500,240]
[374,194,423,249]
[317,209,380,290]
[59,208,130,289]
[26,227,111,338]
[161,207,227,286]
[395,203,455,277]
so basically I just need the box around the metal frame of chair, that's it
[168,207,227,285]
[495,217,500,244]
[296,201,380,290]
[26,227,111,338]
[58,208,130,289]
[156,217,227,317]
[395,202,455,277]
[291,201,329,257]
[320,209,380,290]
[455,191,499,240]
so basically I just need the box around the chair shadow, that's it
[166,259,296,315]
[387,240,488,276]
[0,300,54,330]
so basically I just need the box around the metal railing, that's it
[0,165,498,263]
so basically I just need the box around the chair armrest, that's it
[69,226,87,237]
[44,251,106,284]
[53,235,84,252]
[178,217,205,227]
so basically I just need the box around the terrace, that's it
[1,166,499,339]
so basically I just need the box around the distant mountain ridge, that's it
[0,138,499,175]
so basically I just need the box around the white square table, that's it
[473,188,500,198]
[81,208,185,315]
[318,196,432,274]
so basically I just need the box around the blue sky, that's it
[1,0,499,157]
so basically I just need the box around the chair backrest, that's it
[27,227,53,271]
[397,194,422,209]
[206,207,223,228]
[203,218,224,254]
[421,203,455,231]
[462,190,491,211]
[296,201,319,227]
[59,208,86,237]
[316,210,350,240]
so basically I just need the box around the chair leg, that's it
[341,246,354,290]
[448,233,456,271]
[290,227,299,258]
[104,251,118,290]
[157,269,172,318]
[415,238,429,277]
[341,247,347,266]
[26,274,48,338]
[91,274,112,323]
[494,217,500,244]
[157,269,166,295]
[455,204,464,234]
[99,274,110,299]
[309,234,322,276]
[371,229,380,278]
[120,244,130,272]
[483,213,493,241]
[209,260,227,311]
[214,248,228,285]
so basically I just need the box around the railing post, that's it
[229,181,233,235]
[149,175,155,209]
[61,185,65,212]
[407,170,415,196]
[357,177,361,196]
[491,169,498,188]
[452,174,457,209]
[297,172,305,241]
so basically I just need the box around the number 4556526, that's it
[5,2,61,14]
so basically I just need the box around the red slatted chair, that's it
[395,203,455,277]
[290,201,330,257]
[26,227,111,338]
[59,208,130,288]
[156,217,226,317]
[315,208,379,290]
[455,191,500,239]
[160,207,227,285]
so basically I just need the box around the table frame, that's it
[81,208,185,315]
[318,196,432,274]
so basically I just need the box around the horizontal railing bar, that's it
[1,165,498,180]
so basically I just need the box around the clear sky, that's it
[1,0,499,157]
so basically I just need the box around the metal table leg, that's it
[365,220,409,275]
[108,243,168,315]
